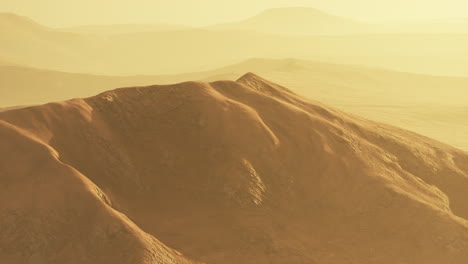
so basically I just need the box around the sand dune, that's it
[2,58,468,150]
[1,74,468,264]
[2,12,468,76]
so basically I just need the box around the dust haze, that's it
[1,1,468,264]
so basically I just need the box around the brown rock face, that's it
[1,74,468,264]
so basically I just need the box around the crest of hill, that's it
[236,72,298,96]
[2,58,468,151]
[1,75,468,263]
[208,7,373,35]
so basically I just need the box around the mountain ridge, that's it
[207,7,370,35]
[1,75,468,263]
[2,58,468,151]
[2,12,468,76]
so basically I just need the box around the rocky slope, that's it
[1,74,468,263]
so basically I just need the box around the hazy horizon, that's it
[2,0,468,27]
[3,1,468,264]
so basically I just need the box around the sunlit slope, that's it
[196,58,468,104]
[2,74,468,264]
[2,58,468,150]
[343,105,468,151]
[0,65,173,107]
[0,123,196,264]
[1,13,468,76]
[3,58,468,106]
[204,59,468,150]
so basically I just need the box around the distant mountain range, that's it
[1,11,468,76]
[207,7,375,35]
[207,7,468,35]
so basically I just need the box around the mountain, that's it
[61,23,192,35]
[0,65,171,107]
[2,58,468,150]
[214,58,468,105]
[1,13,468,76]
[1,74,468,264]
[3,58,468,106]
[212,59,468,151]
[0,106,30,112]
[208,7,376,35]
[208,8,468,35]
[0,12,101,73]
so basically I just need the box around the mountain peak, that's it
[2,75,468,263]
[236,72,263,82]
[236,72,276,89]
[209,6,365,35]
[236,72,297,99]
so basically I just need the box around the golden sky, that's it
[1,0,468,27]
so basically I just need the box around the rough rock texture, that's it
[1,74,468,264]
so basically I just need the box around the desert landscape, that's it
[1,1,468,263]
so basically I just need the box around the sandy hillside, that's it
[3,58,468,107]
[0,65,172,107]
[1,74,468,264]
[2,58,468,151]
[203,59,468,150]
